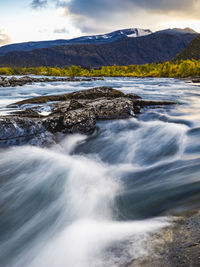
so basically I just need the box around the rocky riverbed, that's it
[131,210,200,267]
[0,76,103,87]
[1,77,200,267]
[0,86,175,147]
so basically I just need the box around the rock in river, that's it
[0,87,176,147]
[0,76,103,88]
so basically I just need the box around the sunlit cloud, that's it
[0,28,12,46]
[1,0,198,45]
[29,0,200,35]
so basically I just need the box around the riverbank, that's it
[131,210,200,267]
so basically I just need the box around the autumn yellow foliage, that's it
[0,60,200,78]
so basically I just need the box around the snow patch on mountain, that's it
[127,28,152,38]
[84,28,152,41]
[1,27,197,57]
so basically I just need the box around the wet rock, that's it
[192,78,200,83]
[161,211,200,267]
[1,87,176,147]
[182,77,200,84]
[11,108,43,118]
[0,76,103,88]
[0,117,50,147]
[67,100,84,111]
[133,99,176,107]
[42,96,136,134]
[9,86,125,106]
[126,93,142,99]
[130,211,200,267]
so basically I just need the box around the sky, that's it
[0,0,200,46]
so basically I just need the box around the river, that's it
[0,77,200,266]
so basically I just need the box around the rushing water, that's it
[0,77,200,266]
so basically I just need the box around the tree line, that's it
[0,59,200,78]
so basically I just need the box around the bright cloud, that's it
[0,28,12,46]
[1,0,200,45]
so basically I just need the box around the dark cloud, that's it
[31,0,47,9]
[0,29,12,46]
[60,0,200,18]
[132,0,192,10]
[34,0,200,15]
[58,0,131,18]
[31,0,200,35]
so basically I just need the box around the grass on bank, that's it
[0,59,200,78]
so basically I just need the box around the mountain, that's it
[156,27,197,35]
[173,34,200,61]
[0,28,198,68]
[0,28,152,56]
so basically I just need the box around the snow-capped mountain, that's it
[75,28,152,41]
[0,27,198,67]
[0,28,152,56]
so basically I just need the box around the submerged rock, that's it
[132,211,200,267]
[0,87,176,147]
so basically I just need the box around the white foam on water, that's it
[0,144,170,267]
[2,77,199,266]
[26,218,169,267]
[94,118,188,167]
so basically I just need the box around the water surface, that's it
[0,77,200,266]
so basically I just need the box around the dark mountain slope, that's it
[0,32,197,68]
[174,34,200,61]
[0,28,152,56]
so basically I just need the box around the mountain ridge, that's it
[0,27,198,68]
[0,28,152,56]
[173,34,200,61]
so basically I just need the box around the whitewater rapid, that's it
[0,137,170,267]
[1,77,200,266]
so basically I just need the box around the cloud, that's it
[0,29,12,46]
[54,27,69,33]
[59,0,200,18]
[56,0,200,33]
[31,0,48,9]
[31,0,200,35]
[34,0,200,16]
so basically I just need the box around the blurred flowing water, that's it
[0,77,200,266]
